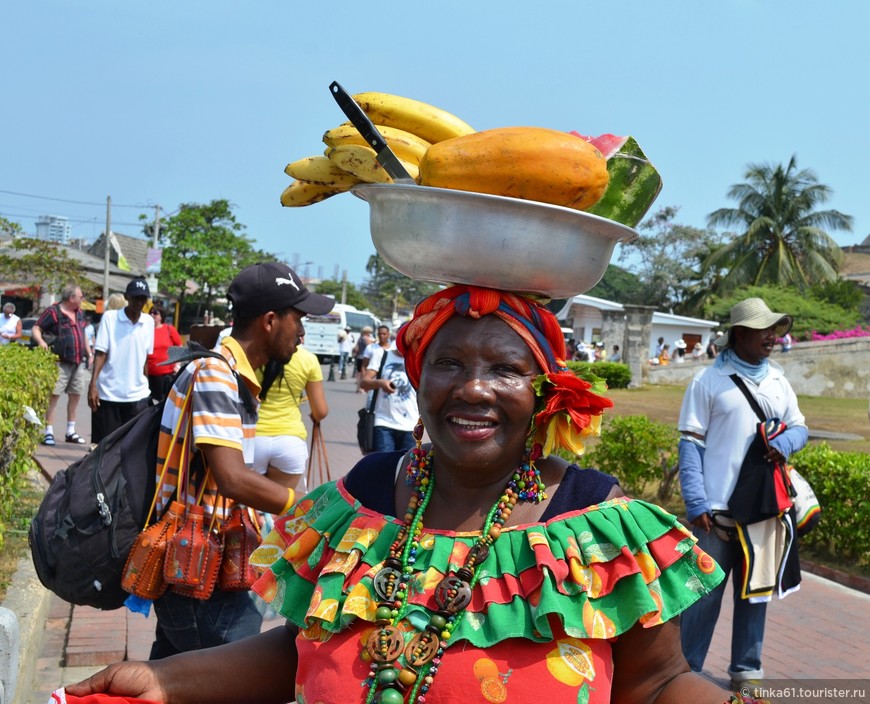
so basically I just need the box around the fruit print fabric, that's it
[251,476,724,702]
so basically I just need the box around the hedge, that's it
[0,344,57,547]
[790,443,870,567]
[567,360,631,389]
[586,416,869,567]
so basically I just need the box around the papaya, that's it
[418,126,609,211]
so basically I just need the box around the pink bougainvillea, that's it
[808,326,870,341]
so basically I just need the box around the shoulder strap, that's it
[729,374,766,423]
[166,341,257,415]
[367,349,390,412]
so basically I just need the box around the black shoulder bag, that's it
[727,374,794,525]
[356,350,389,454]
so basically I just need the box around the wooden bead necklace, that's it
[362,446,544,704]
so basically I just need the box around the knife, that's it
[329,81,416,185]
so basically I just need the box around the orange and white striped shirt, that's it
[154,336,260,522]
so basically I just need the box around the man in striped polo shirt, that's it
[150,262,334,659]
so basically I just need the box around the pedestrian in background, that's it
[674,338,687,363]
[88,278,154,443]
[337,326,354,378]
[146,305,182,404]
[678,297,808,689]
[352,325,374,392]
[0,302,22,344]
[32,284,94,445]
[359,336,418,452]
[254,337,329,498]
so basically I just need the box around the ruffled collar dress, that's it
[251,453,724,704]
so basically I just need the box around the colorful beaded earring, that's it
[405,417,428,487]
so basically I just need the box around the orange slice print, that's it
[480,675,508,703]
[582,600,616,638]
[473,657,499,680]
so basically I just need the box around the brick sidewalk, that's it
[26,371,870,701]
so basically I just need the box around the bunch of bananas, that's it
[280,92,475,207]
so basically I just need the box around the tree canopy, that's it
[362,254,439,321]
[0,235,89,308]
[614,206,725,315]
[312,278,371,311]
[153,200,278,317]
[704,156,853,292]
[703,284,861,340]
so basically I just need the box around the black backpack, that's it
[28,342,249,610]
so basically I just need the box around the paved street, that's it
[24,365,870,701]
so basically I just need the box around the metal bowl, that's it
[352,183,637,299]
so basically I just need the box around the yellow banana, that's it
[280,180,347,207]
[326,144,420,184]
[352,92,475,144]
[322,123,431,165]
[284,156,362,188]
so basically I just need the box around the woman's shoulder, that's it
[541,465,619,521]
[343,451,404,515]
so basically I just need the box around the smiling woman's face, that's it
[417,315,540,475]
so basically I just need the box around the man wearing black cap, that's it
[148,262,334,659]
[88,277,155,444]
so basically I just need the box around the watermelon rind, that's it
[586,136,662,228]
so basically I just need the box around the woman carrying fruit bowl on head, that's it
[67,285,740,704]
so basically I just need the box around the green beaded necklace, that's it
[363,447,539,704]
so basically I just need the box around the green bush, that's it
[586,415,680,500]
[0,344,57,547]
[566,361,631,389]
[790,443,870,567]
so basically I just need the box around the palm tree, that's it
[704,156,853,292]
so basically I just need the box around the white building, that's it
[555,294,720,359]
[35,215,72,245]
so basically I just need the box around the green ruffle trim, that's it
[250,480,724,647]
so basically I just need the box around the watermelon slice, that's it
[570,131,662,228]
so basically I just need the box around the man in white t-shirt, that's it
[88,277,155,443]
[360,339,418,452]
[677,297,808,689]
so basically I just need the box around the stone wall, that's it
[645,337,870,399]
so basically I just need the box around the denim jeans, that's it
[339,352,350,375]
[373,425,415,453]
[150,589,263,659]
[680,525,766,680]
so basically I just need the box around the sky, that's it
[3,1,869,290]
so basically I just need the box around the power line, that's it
[0,211,144,228]
[0,188,152,209]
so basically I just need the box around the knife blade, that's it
[329,81,416,184]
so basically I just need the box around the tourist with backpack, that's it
[148,261,333,658]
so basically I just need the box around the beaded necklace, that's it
[363,446,544,704]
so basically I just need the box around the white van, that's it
[304,302,380,364]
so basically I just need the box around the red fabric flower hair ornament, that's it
[397,285,613,457]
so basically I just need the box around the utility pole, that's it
[341,269,348,305]
[147,205,161,295]
[102,196,111,301]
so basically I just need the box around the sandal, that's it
[43,433,56,446]
[65,432,86,445]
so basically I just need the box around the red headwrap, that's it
[397,285,612,457]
